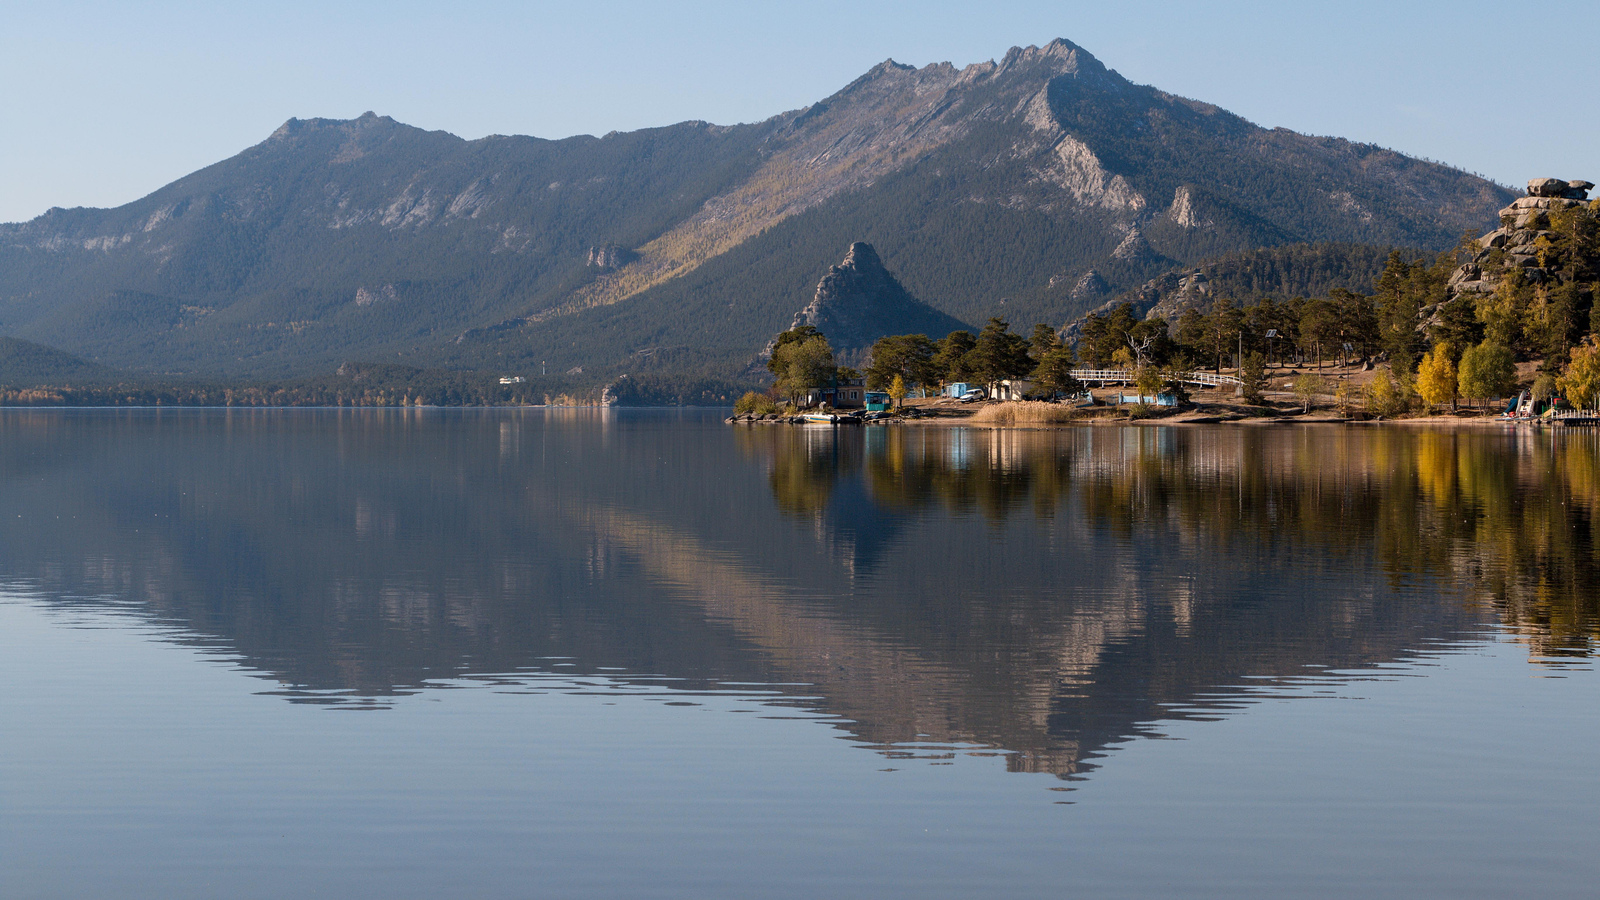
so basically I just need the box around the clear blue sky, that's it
[4,0,1597,223]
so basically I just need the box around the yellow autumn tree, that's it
[1558,339,1600,410]
[1415,344,1458,412]
[888,374,907,409]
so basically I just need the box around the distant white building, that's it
[499,376,526,385]
[993,379,1033,401]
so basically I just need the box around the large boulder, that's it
[1527,177,1592,200]
[1528,177,1568,197]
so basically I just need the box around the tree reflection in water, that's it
[740,424,1600,658]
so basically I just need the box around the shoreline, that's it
[731,392,1526,430]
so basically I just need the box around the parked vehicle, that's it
[959,389,985,402]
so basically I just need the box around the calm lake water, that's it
[2,409,1598,899]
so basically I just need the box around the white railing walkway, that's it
[1071,368,1242,388]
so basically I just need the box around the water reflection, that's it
[0,410,1593,782]
[739,424,1600,658]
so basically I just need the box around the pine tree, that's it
[1027,323,1061,362]
[966,318,1033,390]
[1032,346,1080,398]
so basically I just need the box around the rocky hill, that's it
[777,242,969,363]
[1425,177,1599,351]
[0,39,1513,382]
[1445,178,1597,300]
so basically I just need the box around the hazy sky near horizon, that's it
[3,0,1597,223]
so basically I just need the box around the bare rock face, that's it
[771,242,971,360]
[586,244,633,269]
[1070,269,1109,300]
[354,284,397,306]
[1110,227,1156,262]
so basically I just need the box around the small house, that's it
[803,375,868,409]
[993,379,1034,401]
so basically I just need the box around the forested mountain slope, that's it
[0,39,1512,380]
[0,337,108,382]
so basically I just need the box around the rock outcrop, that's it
[1445,178,1597,299]
[1069,269,1109,300]
[769,242,970,363]
[586,244,633,269]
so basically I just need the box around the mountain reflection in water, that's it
[1,409,1594,781]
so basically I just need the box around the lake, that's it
[2,409,1597,899]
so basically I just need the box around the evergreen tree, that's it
[1204,294,1244,372]
[1329,288,1380,363]
[1429,297,1483,355]
[965,318,1033,389]
[1032,346,1081,398]
[1028,323,1061,362]
[1477,275,1531,353]
[933,331,977,383]
[1174,308,1208,362]
[865,334,938,392]
[1374,251,1424,374]
[1079,304,1139,368]
[1298,299,1339,368]
[1239,351,1267,404]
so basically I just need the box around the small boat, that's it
[801,412,838,425]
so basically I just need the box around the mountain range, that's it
[0,38,1513,385]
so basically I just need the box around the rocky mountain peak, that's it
[991,38,1121,89]
[1002,38,1088,71]
[269,111,403,142]
[776,242,970,360]
[838,240,882,271]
